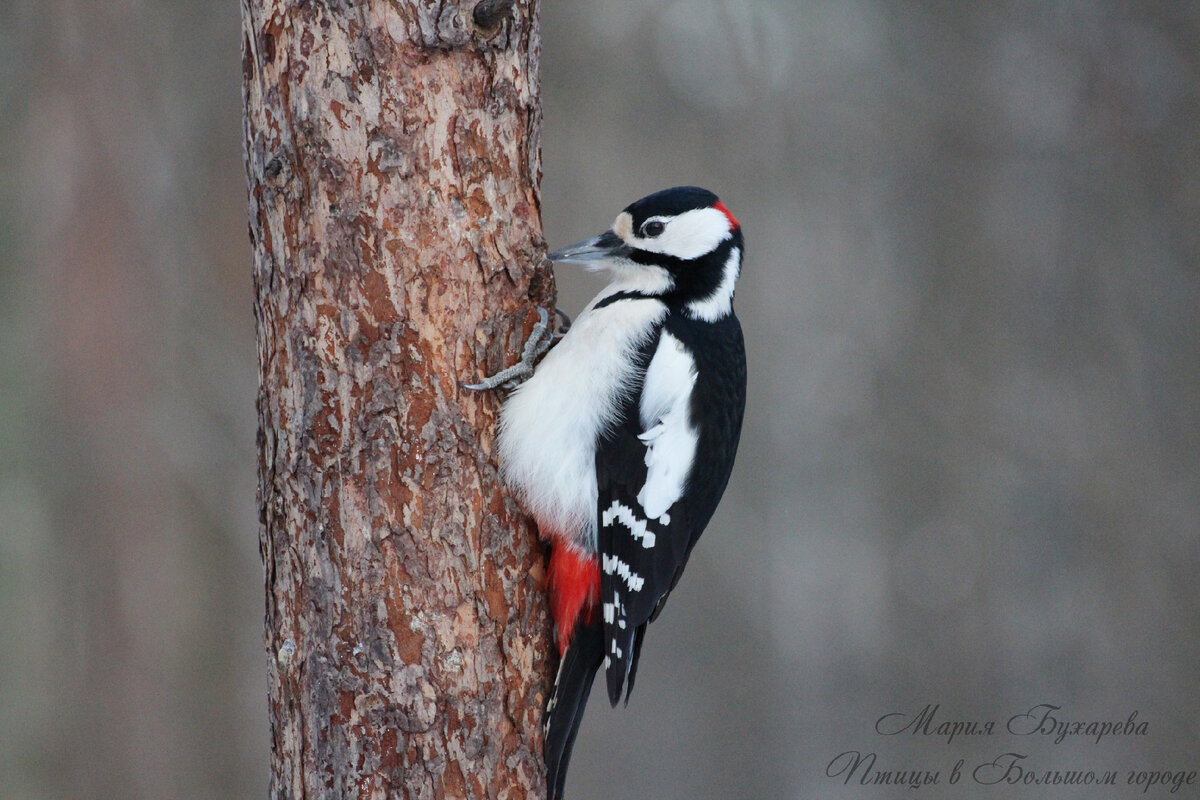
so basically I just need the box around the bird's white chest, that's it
[497,298,666,549]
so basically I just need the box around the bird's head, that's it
[549,186,743,320]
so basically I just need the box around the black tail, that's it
[544,619,604,800]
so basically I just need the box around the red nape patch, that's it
[547,546,601,656]
[713,200,740,230]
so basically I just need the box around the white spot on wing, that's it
[601,553,645,592]
[602,500,657,548]
[637,332,699,519]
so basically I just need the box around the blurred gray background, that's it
[2,2,1197,799]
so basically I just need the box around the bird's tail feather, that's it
[545,620,603,800]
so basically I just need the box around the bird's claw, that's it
[463,307,563,392]
[461,362,533,392]
[553,308,571,336]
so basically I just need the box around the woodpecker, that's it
[468,186,746,800]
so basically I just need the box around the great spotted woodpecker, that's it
[467,186,746,799]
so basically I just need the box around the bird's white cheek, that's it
[627,206,732,260]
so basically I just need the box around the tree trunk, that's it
[241,2,552,797]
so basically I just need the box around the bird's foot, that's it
[463,307,566,391]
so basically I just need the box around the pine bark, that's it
[241,2,553,797]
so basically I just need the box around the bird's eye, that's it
[642,220,665,238]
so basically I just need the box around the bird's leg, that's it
[463,307,564,391]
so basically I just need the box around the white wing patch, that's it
[637,331,698,521]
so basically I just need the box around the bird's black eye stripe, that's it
[642,220,665,238]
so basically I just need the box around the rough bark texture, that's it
[241,1,553,797]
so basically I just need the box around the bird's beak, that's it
[547,230,631,264]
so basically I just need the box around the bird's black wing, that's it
[595,311,744,705]
[596,310,747,705]
[596,400,671,706]
[595,409,663,706]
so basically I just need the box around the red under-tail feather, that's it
[546,544,600,655]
